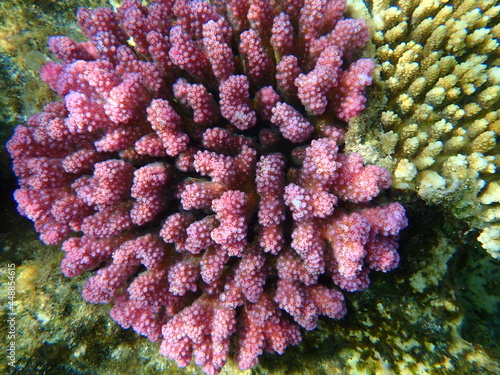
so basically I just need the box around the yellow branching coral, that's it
[346,0,500,258]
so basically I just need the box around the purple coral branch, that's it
[7,1,407,374]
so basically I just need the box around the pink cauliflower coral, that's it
[7,1,407,374]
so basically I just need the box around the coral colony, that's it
[7,0,407,374]
[368,0,500,258]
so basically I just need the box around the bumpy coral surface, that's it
[7,1,407,373]
[347,0,499,258]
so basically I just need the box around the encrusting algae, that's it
[346,0,500,258]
